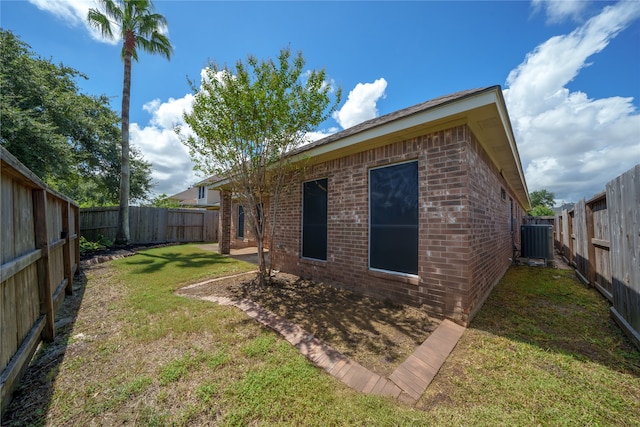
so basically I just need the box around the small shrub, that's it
[79,235,113,254]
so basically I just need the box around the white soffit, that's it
[291,90,500,162]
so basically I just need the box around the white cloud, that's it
[132,72,392,196]
[131,69,357,197]
[28,0,119,44]
[332,78,387,129]
[306,128,340,141]
[130,94,201,197]
[28,0,91,26]
[143,94,194,129]
[531,0,590,23]
[506,0,640,204]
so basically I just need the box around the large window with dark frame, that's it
[302,178,328,261]
[237,205,245,239]
[369,161,418,275]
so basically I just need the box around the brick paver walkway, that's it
[179,278,465,405]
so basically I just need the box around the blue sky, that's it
[2,0,639,204]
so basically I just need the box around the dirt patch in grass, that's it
[179,272,439,377]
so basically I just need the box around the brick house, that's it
[216,86,530,325]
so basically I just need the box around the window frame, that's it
[237,205,245,239]
[301,177,328,262]
[368,160,419,277]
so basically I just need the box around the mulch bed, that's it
[180,271,439,377]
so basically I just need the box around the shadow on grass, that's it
[123,250,240,275]
[2,270,88,427]
[471,265,640,377]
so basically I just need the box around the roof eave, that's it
[208,86,530,209]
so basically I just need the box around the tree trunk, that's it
[115,43,133,245]
[256,239,267,286]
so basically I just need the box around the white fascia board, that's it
[210,89,504,190]
[494,94,530,207]
[289,90,499,163]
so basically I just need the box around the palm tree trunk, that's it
[115,49,132,245]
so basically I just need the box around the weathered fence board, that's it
[1,146,80,414]
[572,199,589,284]
[606,164,639,349]
[80,207,218,244]
[559,210,569,262]
[554,164,639,350]
[589,194,612,298]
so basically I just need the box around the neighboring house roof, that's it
[210,86,530,208]
[169,175,222,208]
[169,187,198,205]
[195,175,222,188]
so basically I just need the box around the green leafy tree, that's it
[1,29,78,179]
[0,29,153,205]
[528,189,556,216]
[181,48,340,283]
[148,193,181,208]
[88,0,173,245]
[529,204,555,217]
[529,189,555,209]
[58,144,153,207]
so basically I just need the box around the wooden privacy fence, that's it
[1,146,80,414]
[555,164,639,349]
[80,207,219,244]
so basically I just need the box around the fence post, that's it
[585,200,597,286]
[74,205,80,276]
[201,211,206,242]
[568,210,575,266]
[33,189,55,341]
[62,201,73,295]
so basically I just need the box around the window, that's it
[237,205,245,239]
[198,186,205,199]
[510,197,514,232]
[369,161,418,275]
[302,178,328,261]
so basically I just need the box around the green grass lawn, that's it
[3,245,639,426]
[421,265,640,426]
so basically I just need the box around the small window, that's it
[237,205,245,239]
[501,188,506,201]
[302,178,328,261]
[510,197,514,232]
[369,161,418,275]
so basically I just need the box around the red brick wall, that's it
[269,124,524,325]
[465,132,525,320]
[229,201,257,250]
[420,127,471,321]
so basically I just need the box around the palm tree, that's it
[88,0,172,245]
